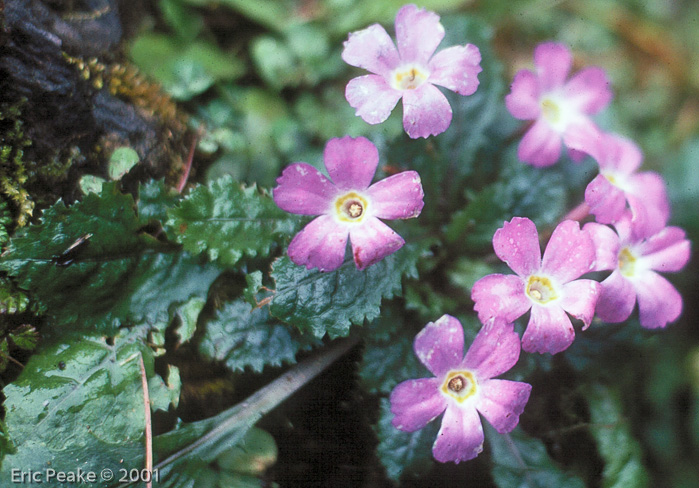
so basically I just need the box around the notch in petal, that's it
[413,314,464,377]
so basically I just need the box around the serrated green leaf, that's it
[0,326,162,485]
[149,365,182,412]
[166,175,300,267]
[7,324,38,351]
[0,276,30,314]
[375,398,438,482]
[137,179,181,224]
[0,199,12,246]
[78,174,107,195]
[488,425,586,488]
[0,184,221,333]
[269,243,425,338]
[200,299,320,373]
[586,384,650,488]
[108,147,140,180]
[243,270,264,307]
[174,297,206,346]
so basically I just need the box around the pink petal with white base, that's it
[366,171,424,219]
[341,24,400,76]
[634,271,683,329]
[585,174,627,225]
[432,404,484,464]
[323,136,379,191]
[462,318,521,380]
[534,42,572,91]
[505,69,540,120]
[627,172,670,229]
[595,133,643,173]
[345,75,402,125]
[402,83,452,138]
[583,222,620,272]
[560,279,601,329]
[288,215,348,272]
[563,66,612,114]
[273,163,339,215]
[542,220,595,284]
[476,379,532,433]
[413,314,464,377]
[390,378,447,432]
[639,227,691,272]
[349,216,404,270]
[472,274,531,324]
[522,304,575,355]
[493,217,541,277]
[394,4,444,63]
[518,119,562,167]
[595,270,636,323]
[428,44,482,96]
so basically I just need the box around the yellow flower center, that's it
[441,370,478,404]
[391,65,429,91]
[618,247,637,277]
[334,192,368,223]
[541,98,561,124]
[526,275,559,304]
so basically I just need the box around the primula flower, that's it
[505,42,612,167]
[341,4,482,139]
[390,315,531,463]
[576,131,670,236]
[273,136,424,272]
[471,217,601,354]
[585,216,690,328]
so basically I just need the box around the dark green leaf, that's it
[7,324,38,351]
[166,176,300,267]
[199,299,320,373]
[137,179,181,224]
[270,243,425,338]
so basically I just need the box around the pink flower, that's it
[585,216,690,328]
[471,217,601,354]
[273,136,424,272]
[577,131,670,236]
[505,42,612,167]
[390,315,531,463]
[341,4,482,139]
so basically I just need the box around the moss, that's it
[0,100,35,227]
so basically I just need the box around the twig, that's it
[176,132,198,193]
[138,355,153,488]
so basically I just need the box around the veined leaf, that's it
[269,243,425,338]
[166,175,300,267]
[137,179,181,224]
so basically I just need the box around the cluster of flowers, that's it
[271,5,690,465]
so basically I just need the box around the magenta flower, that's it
[471,217,601,354]
[390,315,531,463]
[505,42,612,167]
[579,131,670,236]
[585,216,691,328]
[341,4,482,139]
[273,136,424,272]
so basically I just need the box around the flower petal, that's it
[634,271,683,329]
[365,171,424,220]
[534,42,572,91]
[563,66,612,115]
[394,4,444,63]
[414,314,464,377]
[432,403,484,464]
[390,378,447,432]
[522,304,575,355]
[560,279,601,329]
[348,216,404,270]
[542,220,596,283]
[427,44,482,96]
[518,118,562,167]
[402,83,452,138]
[583,222,620,272]
[626,172,670,236]
[476,379,532,434]
[585,173,627,225]
[288,215,348,272]
[591,133,643,174]
[595,270,637,323]
[505,69,541,120]
[273,163,338,215]
[471,274,531,324]
[341,23,400,76]
[493,217,542,277]
[345,74,402,125]
[323,136,379,191]
[463,318,521,380]
[638,226,691,272]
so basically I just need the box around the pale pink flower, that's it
[471,217,601,354]
[390,315,531,463]
[273,136,424,272]
[505,42,612,167]
[342,4,482,138]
